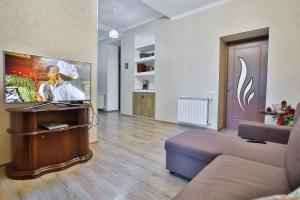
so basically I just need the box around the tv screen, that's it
[4,51,91,103]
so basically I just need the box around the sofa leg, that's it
[169,171,175,174]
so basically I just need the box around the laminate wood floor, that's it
[0,112,191,200]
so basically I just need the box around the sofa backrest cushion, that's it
[285,118,300,190]
[293,102,300,123]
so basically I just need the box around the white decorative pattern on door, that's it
[236,57,255,111]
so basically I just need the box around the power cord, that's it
[88,103,99,129]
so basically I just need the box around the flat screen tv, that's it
[4,51,91,103]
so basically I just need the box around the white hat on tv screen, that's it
[57,61,79,79]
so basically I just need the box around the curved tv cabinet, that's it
[6,104,93,179]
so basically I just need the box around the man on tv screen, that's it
[38,65,59,101]
[53,61,85,101]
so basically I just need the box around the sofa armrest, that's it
[238,121,291,144]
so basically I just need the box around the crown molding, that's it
[99,16,163,37]
[170,0,234,21]
[122,16,163,32]
[98,36,107,41]
[98,23,115,31]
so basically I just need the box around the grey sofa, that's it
[165,103,300,200]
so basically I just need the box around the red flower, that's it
[267,101,294,126]
[277,120,283,126]
[266,107,272,113]
[277,115,286,126]
[279,115,285,122]
[281,100,287,107]
[289,108,296,115]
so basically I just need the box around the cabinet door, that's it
[37,129,80,167]
[133,92,142,116]
[142,93,155,119]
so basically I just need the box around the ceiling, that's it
[98,0,163,39]
[98,0,233,40]
[140,0,233,20]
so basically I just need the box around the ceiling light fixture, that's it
[109,8,119,39]
[109,29,119,39]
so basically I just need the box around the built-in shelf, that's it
[134,56,155,64]
[135,71,155,77]
[133,90,155,93]
[135,43,155,52]
[134,34,156,98]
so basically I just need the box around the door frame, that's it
[218,35,269,130]
[118,46,121,112]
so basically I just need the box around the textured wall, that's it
[121,0,300,129]
[0,0,98,165]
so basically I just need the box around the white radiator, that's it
[177,97,210,126]
[97,93,105,110]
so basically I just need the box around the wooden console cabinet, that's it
[133,92,155,119]
[6,104,93,179]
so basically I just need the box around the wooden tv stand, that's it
[6,104,93,179]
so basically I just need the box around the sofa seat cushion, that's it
[165,129,286,168]
[165,130,222,163]
[173,155,290,200]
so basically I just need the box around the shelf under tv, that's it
[7,123,89,136]
[5,104,92,179]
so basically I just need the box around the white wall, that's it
[0,0,98,165]
[98,40,108,109]
[98,41,108,95]
[120,0,300,130]
[121,35,135,115]
[98,40,119,111]
[107,45,119,111]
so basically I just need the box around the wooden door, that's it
[133,92,143,116]
[226,39,268,129]
[142,93,155,119]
